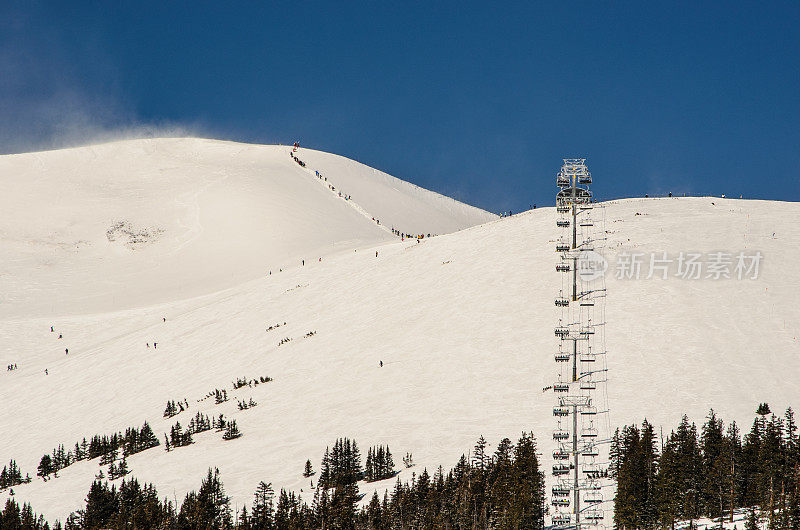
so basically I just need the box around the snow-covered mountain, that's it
[0,138,494,318]
[0,140,797,525]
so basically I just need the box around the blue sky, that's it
[2,1,798,212]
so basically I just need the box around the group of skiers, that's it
[390,228,435,240]
[314,170,352,201]
[293,143,356,207]
[290,152,306,167]
[6,363,17,371]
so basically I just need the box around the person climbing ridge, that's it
[50,326,54,332]
[65,348,68,355]
[379,360,383,367]
[45,369,48,375]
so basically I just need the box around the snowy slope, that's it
[0,138,495,318]
[298,148,493,237]
[1,180,798,523]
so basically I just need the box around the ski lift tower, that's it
[552,159,607,529]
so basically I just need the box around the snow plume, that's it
[0,5,201,155]
[0,85,201,155]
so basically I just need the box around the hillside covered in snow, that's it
[0,138,494,318]
[0,140,798,525]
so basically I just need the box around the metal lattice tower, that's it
[551,159,609,529]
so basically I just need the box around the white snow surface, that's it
[0,141,798,525]
[0,138,494,319]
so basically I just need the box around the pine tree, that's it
[490,437,515,527]
[319,447,331,489]
[365,448,374,482]
[83,480,117,528]
[330,482,358,529]
[303,459,314,477]
[251,481,274,528]
[640,420,660,526]
[222,420,241,440]
[274,489,291,528]
[179,468,232,529]
[472,435,489,471]
[510,431,544,529]
[742,417,763,508]
[761,414,785,525]
[726,421,743,523]
[381,445,394,479]
[614,421,659,528]
[656,429,681,527]
[701,409,727,522]
[238,505,250,530]
[139,421,160,451]
[366,490,383,529]
[117,455,129,478]
[36,455,52,480]
[351,439,363,482]
[678,417,703,522]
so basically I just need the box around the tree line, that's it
[36,422,160,480]
[2,432,544,529]
[0,459,31,491]
[613,403,800,529]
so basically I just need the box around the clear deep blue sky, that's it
[2,1,798,212]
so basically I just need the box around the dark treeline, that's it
[365,445,395,483]
[3,433,544,529]
[0,459,31,490]
[319,438,363,489]
[613,403,800,529]
[35,422,159,480]
[232,376,272,390]
[165,413,239,451]
[0,499,50,529]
